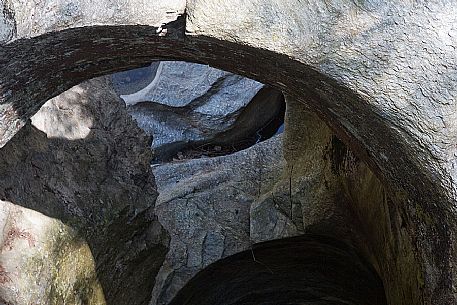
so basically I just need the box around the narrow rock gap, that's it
[168,236,387,305]
[162,89,286,162]
[111,61,286,163]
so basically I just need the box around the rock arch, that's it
[169,235,387,305]
[0,1,456,305]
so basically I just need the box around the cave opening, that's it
[169,235,387,305]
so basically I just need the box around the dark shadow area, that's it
[0,77,169,305]
[170,235,387,305]
[156,86,286,162]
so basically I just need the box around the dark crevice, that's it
[155,86,286,163]
[169,235,387,305]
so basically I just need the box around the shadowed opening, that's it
[111,61,286,162]
[169,235,387,305]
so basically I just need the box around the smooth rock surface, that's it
[113,61,284,160]
[112,62,160,95]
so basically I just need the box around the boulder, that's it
[0,76,169,305]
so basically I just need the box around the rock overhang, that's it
[0,1,457,304]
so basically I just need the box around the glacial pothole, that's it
[111,61,286,162]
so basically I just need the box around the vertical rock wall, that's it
[0,77,169,305]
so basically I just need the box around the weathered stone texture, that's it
[0,76,168,305]
[147,99,406,305]
[10,0,186,38]
[150,135,284,305]
[0,1,15,43]
[112,61,284,160]
[0,1,456,305]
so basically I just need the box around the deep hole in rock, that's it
[111,61,286,163]
[169,235,387,305]
[0,3,452,302]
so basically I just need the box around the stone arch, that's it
[1,1,456,305]
[168,235,387,305]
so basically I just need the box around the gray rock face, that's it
[9,0,186,38]
[150,135,284,305]
[117,61,260,108]
[0,76,168,305]
[0,68,402,305]
[0,1,15,43]
[1,1,457,305]
[113,61,284,160]
[147,102,376,305]
[0,76,391,305]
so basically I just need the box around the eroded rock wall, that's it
[147,98,393,305]
[0,1,456,303]
[112,61,284,161]
[151,134,284,305]
[0,68,427,305]
[0,77,169,305]
[0,67,425,305]
[278,99,422,304]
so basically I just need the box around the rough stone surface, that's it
[150,135,284,305]
[0,200,106,305]
[147,100,396,305]
[10,0,186,38]
[274,100,423,305]
[0,1,15,43]
[0,1,457,305]
[0,76,169,305]
[0,83,391,305]
[147,99,422,305]
[250,101,350,244]
[116,61,262,108]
